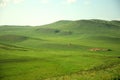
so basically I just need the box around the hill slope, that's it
[36,20,120,36]
[0,20,120,80]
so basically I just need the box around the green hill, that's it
[36,20,120,35]
[0,20,120,80]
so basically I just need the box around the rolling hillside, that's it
[0,20,120,80]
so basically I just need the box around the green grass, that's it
[0,20,120,80]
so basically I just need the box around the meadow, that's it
[0,19,120,80]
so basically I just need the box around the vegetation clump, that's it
[54,30,60,33]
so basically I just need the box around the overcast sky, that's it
[0,0,120,25]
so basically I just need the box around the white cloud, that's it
[66,0,77,4]
[0,0,10,7]
[0,2,6,7]
[0,0,24,7]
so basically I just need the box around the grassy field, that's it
[0,19,120,80]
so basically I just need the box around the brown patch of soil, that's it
[89,48,112,51]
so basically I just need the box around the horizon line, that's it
[0,19,120,26]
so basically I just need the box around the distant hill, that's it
[35,20,120,37]
[0,19,120,38]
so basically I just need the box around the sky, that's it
[0,0,120,26]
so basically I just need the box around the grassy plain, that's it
[0,20,120,80]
